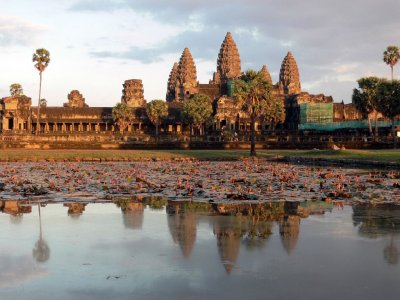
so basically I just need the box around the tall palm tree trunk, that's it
[155,124,159,142]
[367,117,373,137]
[36,72,42,135]
[250,115,256,157]
[391,66,394,81]
[393,118,397,149]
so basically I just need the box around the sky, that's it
[0,0,399,107]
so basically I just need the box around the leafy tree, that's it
[146,99,169,139]
[182,94,213,138]
[233,69,273,156]
[262,96,285,131]
[40,98,47,108]
[375,79,400,148]
[383,46,400,80]
[352,77,381,137]
[32,48,50,135]
[9,83,23,96]
[112,102,133,133]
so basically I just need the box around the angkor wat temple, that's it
[0,32,398,148]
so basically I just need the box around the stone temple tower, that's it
[166,62,179,102]
[176,48,198,101]
[121,79,145,107]
[278,52,301,95]
[216,32,241,83]
[260,65,273,85]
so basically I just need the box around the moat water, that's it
[1,200,400,300]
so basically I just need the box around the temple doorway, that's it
[8,118,14,130]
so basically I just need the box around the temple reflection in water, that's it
[64,203,87,218]
[352,203,400,265]
[167,202,198,258]
[1,199,400,272]
[0,200,31,224]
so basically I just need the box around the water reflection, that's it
[2,198,400,271]
[279,215,300,255]
[0,200,32,224]
[167,202,198,258]
[32,204,50,263]
[352,203,400,265]
[242,218,273,251]
[384,236,399,265]
[213,215,245,273]
[64,203,87,218]
[2,198,400,299]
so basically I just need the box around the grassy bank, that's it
[0,149,399,163]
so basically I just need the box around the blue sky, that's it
[1,0,399,106]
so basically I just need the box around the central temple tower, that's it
[215,32,241,84]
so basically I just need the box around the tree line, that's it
[352,46,400,148]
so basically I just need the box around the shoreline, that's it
[0,149,399,169]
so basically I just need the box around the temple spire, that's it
[260,65,273,85]
[166,62,178,102]
[176,48,198,100]
[278,52,301,95]
[217,32,241,82]
[177,48,197,87]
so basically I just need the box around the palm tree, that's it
[32,48,50,135]
[39,98,47,108]
[233,69,273,156]
[383,46,400,80]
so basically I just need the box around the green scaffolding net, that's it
[299,120,400,131]
[299,103,333,124]
[227,80,235,97]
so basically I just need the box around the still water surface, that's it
[1,200,400,300]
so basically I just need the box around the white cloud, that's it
[0,16,46,47]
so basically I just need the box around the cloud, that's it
[90,47,170,64]
[0,255,47,287]
[0,16,46,47]
[69,0,126,11]
[70,0,400,101]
